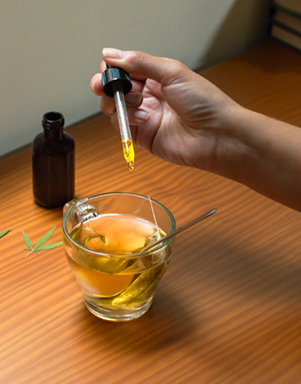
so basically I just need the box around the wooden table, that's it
[1,40,301,384]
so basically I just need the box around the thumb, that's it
[102,48,188,86]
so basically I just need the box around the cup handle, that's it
[63,199,98,223]
[63,199,79,216]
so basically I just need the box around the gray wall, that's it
[0,0,272,157]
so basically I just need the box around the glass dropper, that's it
[102,65,135,171]
[112,81,135,170]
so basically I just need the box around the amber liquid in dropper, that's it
[122,140,135,171]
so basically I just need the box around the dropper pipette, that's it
[112,81,135,170]
[102,65,135,171]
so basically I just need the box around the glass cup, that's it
[62,192,176,322]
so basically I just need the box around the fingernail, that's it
[125,93,143,106]
[133,110,150,122]
[91,74,102,91]
[103,48,125,59]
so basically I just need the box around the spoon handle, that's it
[142,208,217,252]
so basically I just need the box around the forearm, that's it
[217,106,301,211]
[91,48,301,212]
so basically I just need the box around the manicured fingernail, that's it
[133,110,150,122]
[103,48,125,59]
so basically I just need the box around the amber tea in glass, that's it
[62,193,175,321]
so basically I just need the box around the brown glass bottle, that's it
[32,112,75,208]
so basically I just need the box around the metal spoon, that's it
[142,208,217,252]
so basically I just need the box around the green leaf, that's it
[22,231,33,250]
[0,229,11,239]
[23,226,63,258]
[37,242,63,251]
[35,226,56,249]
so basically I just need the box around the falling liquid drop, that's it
[128,161,134,171]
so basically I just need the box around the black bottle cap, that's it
[42,112,64,129]
[102,65,132,97]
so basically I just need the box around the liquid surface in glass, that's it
[67,213,171,311]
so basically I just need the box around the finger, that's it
[100,60,106,73]
[102,48,188,86]
[91,71,145,96]
[90,74,103,95]
[111,108,150,127]
[129,79,145,94]
[129,73,147,82]
[100,60,147,82]
[100,62,146,94]
[99,95,116,116]
[125,93,143,107]
[100,93,143,116]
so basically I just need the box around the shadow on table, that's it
[73,286,197,356]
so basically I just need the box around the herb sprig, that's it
[0,229,11,239]
[23,226,63,258]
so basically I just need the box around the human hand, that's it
[90,49,239,173]
[90,49,301,212]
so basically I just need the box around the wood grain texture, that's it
[1,40,301,384]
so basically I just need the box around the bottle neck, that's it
[44,127,64,139]
[42,112,65,140]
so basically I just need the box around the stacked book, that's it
[270,0,301,51]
